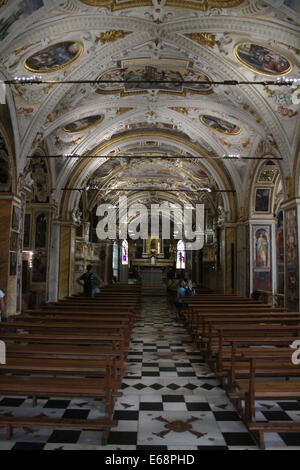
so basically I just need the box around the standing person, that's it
[0,289,5,322]
[175,280,187,320]
[185,280,195,297]
[77,265,100,298]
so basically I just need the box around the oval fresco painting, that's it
[200,115,241,135]
[24,41,83,73]
[63,115,104,133]
[234,43,292,76]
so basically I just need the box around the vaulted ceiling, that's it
[1,0,300,220]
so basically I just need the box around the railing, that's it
[252,290,285,308]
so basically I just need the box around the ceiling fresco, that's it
[80,0,245,12]
[96,60,213,96]
[0,0,299,218]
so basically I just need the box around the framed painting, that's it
[10,252,17,277]
[23,213,31,249]
[35,213,48,249]
[12,206,20,232]
[234,43,292,76]
[10,231,18,251]
[253,225,271,271]
[255,188,271,213]
[200,115,241,135]
[63,115,104,133]
[24,41,83,73]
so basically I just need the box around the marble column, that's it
[236,222,247,297]
[281,199,300,311]
[48,220,60,302]
[0,197,18,316]
[105,242,114,285]
[58,222,76,299]
[224,224,237,295]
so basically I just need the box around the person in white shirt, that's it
[0,290,5,322]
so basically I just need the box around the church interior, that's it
[0,0,300,452]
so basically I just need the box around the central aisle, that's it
[108,297,258,450]
[2,296,298,449]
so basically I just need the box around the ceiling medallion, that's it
[81,0,244,11]
[96,31,132,45]
[200,115,241,135]
[185,33,217,48]
[24,41,83,74]
[234,42,292,77]
[63,115,104,134]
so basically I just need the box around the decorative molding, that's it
[95,30,132,44]
[184,33,217,48]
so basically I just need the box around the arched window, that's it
[113,241,119,278]
[122,240,129,266]
[176,240,186,270]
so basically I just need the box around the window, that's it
[122,240,129,266]
[113,241,119,278]
[176,240,186,270]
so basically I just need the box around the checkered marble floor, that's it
[0,297,300,450]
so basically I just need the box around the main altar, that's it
[130,237,175,288]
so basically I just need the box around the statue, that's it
[217,206,226,227]
[72,208,82,225]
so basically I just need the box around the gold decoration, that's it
[96,30,131,44]
[43,84,54,94]
[185,33,216,48]
[71,137,84,146]
[81,0,244,11]
[171,107,188,115]
[14,42,40,57]
[117,107,133,115]
[264,86,274,98]
[46,111,59,123]
[166,0,244,10]
[286,44,300,55]
[14,84,25,97]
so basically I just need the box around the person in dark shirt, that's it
[175,280,187,320]
[77,265,100,298]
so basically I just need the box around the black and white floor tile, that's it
[0,297,300,450]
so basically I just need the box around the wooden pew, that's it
[0,285,140,444]
[179,292,300,447]
[233,354,300,449]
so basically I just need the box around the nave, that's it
[0,294,300,451]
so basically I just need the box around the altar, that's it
[140,267,163,288]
